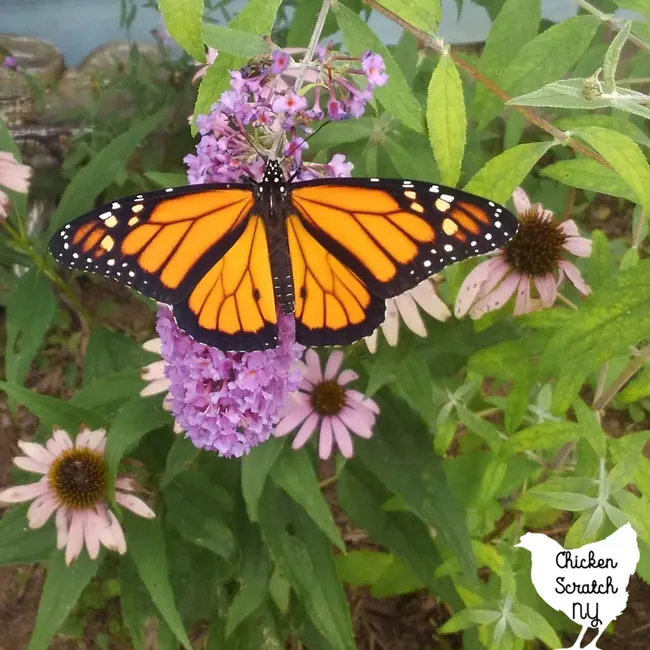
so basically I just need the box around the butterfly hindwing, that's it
[286,213,385,346]
[173,214,279,351]
[49,183,255,303]
[290,179,518,299]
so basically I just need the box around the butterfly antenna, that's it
[279,120,331,165]
[227,116,266,161]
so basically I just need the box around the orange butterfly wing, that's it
[286,213,385,347]
[290,180,518,299]
[49,184,255,303]
[173,214,278,350]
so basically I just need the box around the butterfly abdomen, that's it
[266,203,295,315]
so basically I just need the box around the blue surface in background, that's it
[0,0,641,67]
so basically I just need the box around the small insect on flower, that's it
[0,429,155,565]
[455,188,592,319]
[275,349,379,459]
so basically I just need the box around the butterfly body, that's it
[49,160,518,351]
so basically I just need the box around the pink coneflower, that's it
[274,350,379,459]
[455,188,592,319]
[0,429,155,565]
[0,151,32,222]
[365,278,451,353]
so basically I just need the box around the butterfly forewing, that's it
[49,183,254,304]
[290,178,518,298]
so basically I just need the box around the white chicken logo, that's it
[516,523,639,649]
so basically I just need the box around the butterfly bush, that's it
[155,47,388,457]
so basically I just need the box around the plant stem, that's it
[361,0,611,169]
[575,0,650,53]
[270,0,331,157]
[593,343,650,411]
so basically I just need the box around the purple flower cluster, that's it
[157,306,304,457]
[160,48,388,457]
[1,54,17,70]
[184,46,388,184]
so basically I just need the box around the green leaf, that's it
[158,0,205,61]
[336,4,424,133]
[619,365,650,404]
[575,126,650,217]
[241,436,285,521]
[105,396,170,486]
[160,436,199,487]
[479,15,599,128]
[47,111,166,236]
[472,0,541,119]
[193,0,282,126]
[338,462,462,607]
[355,391,476,582]
[456,403,502,450]
[123,513,192,650]
[259,486,355,650]
[427,54,466,186]
[203,25,271,58]
[375,0,440,31]
[554,114,650,149]
[541,157,638,204]
[614,0,650,21]
[603,22,631,93]
[0,504,54,566]
[614,492,650,543]
[505,421,585,455]
[542,261,650,375]
[271,448,345,551]
[383,136,435,182]
[0,380,105,431]
[84,326,154,385]
[144,171,188,187]
[163,477,236,559]
[464,141,555,204]
[28,549,100,650]
[5,268,57,386]
[391,355,437,433]
[72,371,147,415]
[335,549,393,586]
[225,526,271,636]
[119,556,155,650]
[370,555,422,598]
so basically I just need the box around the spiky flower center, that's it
[48,448,107,509]
[311,380,346,416]
[504,210,567,277]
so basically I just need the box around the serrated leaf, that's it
[5,268,57,386]
[505,421,585,455]
[241,436,285,521]
[542,261,650,375]
[119,556,155,650]
[193,0,282,127]
[225,527,270,636]
[47,111,165,236]
[427,54,466,186]
[0,504,54,566]
[271,448,345,551]
[338,462,462,606]
[541,158,639,204]
[0,380,105,432]
[472,0,541,119]
[336,4,424,133]
[479,16,599,128]
[375,0,440,31]
[554,114,650,149]
[259,486,355,650]
[158,0,205,61]
[603,21,631,94]
[124,513,192,650]
[105,396,170,485]
[576,126,650,217]
[28,549,100,650]
[464,141,555,204]
[203,25,271,58]
[355,391,476,582]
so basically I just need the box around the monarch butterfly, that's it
[49,160,518,351]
